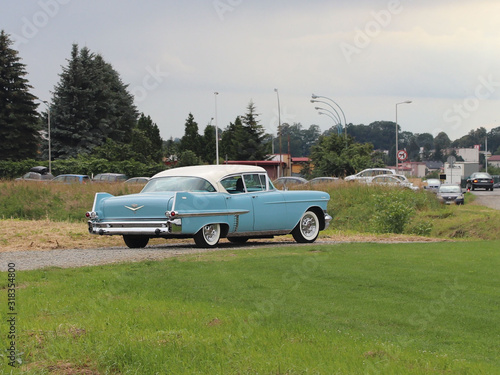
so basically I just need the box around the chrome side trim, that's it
[177,210,249,218]
[228,230,290,237]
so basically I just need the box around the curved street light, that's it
[395,100,412,172]
[314,106,341,125]
[318,112,342,135]
[311,94,347,140]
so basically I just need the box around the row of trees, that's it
[2,28,499,178]
[0,31,163,165]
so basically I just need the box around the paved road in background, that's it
[470,189,500,210]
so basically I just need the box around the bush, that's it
[0,157,166,179]
[405,220,434,236]
[370,191,416,234]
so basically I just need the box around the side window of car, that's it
[243,174,265,192]
[221,175,245,194]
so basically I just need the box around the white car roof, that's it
[152,164,267,186]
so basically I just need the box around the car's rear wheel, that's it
[123,235,149,248]
[292,210,320,243]
[194,224,221,248]
[227,237,249,244]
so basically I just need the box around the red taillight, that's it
[85,212,90,218]
[165,211,177,219]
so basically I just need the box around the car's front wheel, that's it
[123,235,149,248]
[292,210,320,243]
[194,224,221,248]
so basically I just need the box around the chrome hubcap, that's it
[204,225,218,243]
[302,214,317,238]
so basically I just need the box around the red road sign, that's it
[397,150,408,161]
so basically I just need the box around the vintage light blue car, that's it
[87,165,331,248]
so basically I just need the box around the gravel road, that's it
[1,190,497,272]
[0,240,336,272]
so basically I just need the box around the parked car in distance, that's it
[309,177,339,185]
[367,175,418,190]
[423,178,441,192]
[87,165,331,248]
[437,184,464,205]
[125,177,151,185]
[272,176,308,190]
[466,172,494,191]
[52,174,91,184]
[344,168,395,182]
[93,173,127,183]
[15,166,54,181]
[494,181,500,189]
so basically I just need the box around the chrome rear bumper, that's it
[88,219,182,236]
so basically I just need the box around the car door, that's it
[221,175,254,232]
[243,173,288,232]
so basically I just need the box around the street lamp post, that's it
[214,92,219,165]
[311,94,347,141]
[317,112,342,135]
[274,88,282,177]
[38,100,52,174]
[395,100,412,172]
[314,106,342,126]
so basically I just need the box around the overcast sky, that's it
[2,0,500,143]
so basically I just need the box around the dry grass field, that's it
[0,218,442,253]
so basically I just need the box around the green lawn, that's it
[1,241,499,374]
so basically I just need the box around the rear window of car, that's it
[473,173,491,179]
[142,176,216,192]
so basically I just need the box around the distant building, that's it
[224,159,286,180]
[456,148,480,163]
[224,155,312,179]
[398,162,427,177]
[487,155,500,168]
[425,161,444,173]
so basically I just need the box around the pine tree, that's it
[134,113,163,162]
[200,122,216,164]
[179,113,201,155]
[50,44,137,159]
[239,101,269,160]
[220,116,246,160]
[0,30,40,160]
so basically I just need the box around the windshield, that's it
[439,185,461,193]
[141,176,216,193]
[472,173,491,179]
